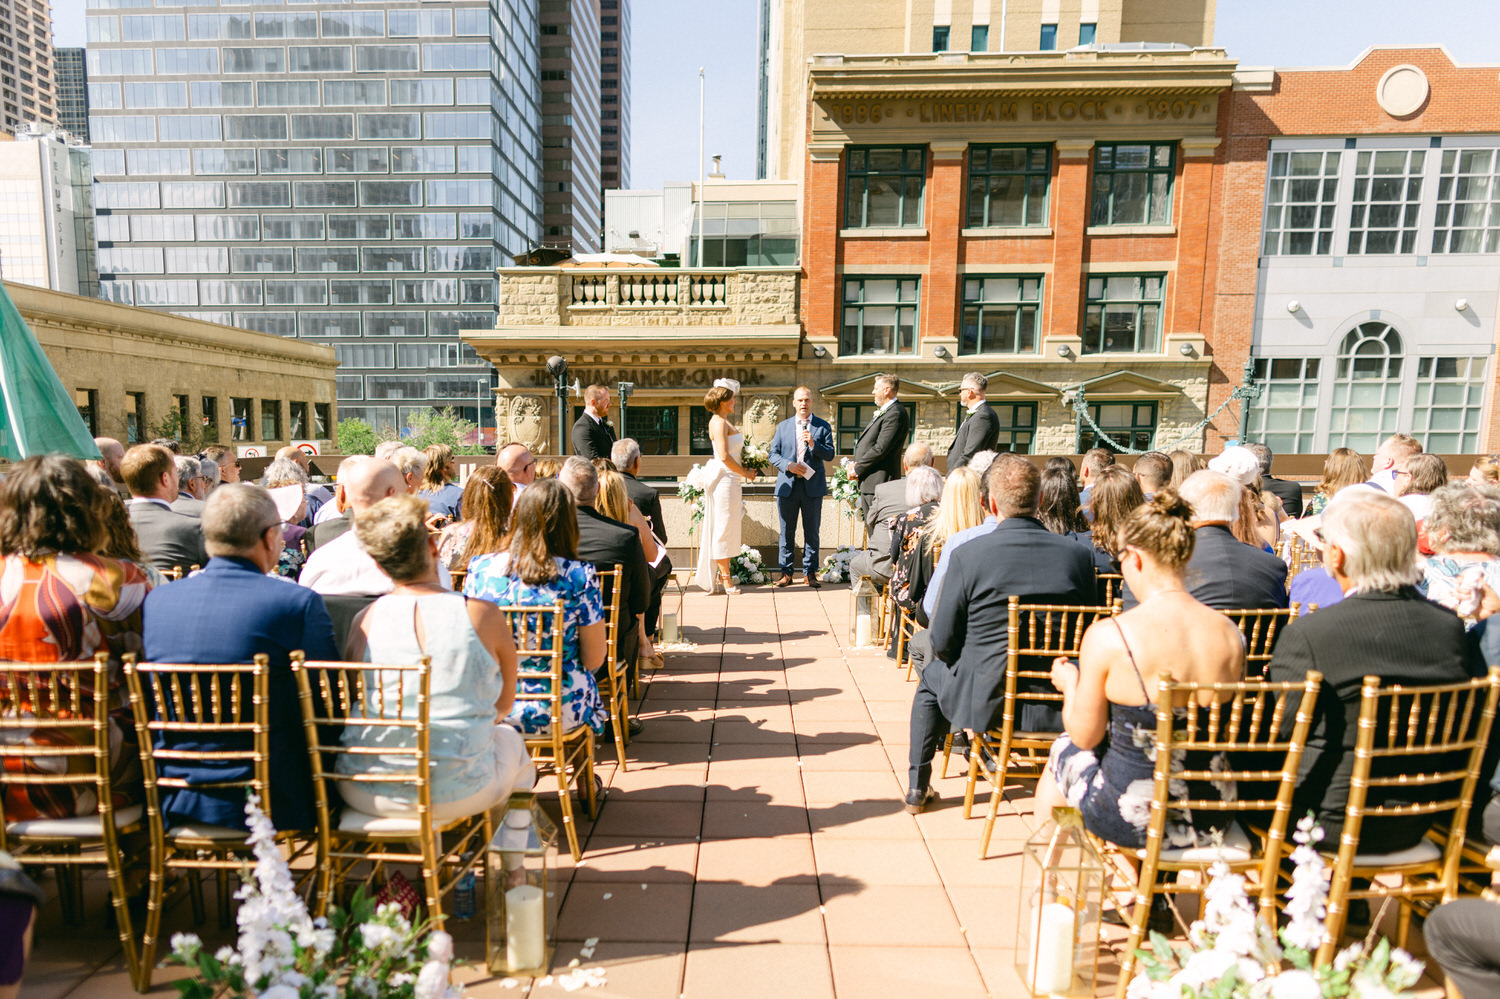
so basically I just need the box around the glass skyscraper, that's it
[54,48,90,143]
[83,0,543,436]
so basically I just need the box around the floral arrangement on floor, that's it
[729,545,767,585]
[1128,817,1423,999]
[740,440,771,474]
[819,546,853,583]
[829,458,861,512]
[169,794,460,999]
[678,465,707,537]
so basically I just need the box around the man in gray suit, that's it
[851,441,933,589]
[947,372,1000,470]
[123,443,208,573]
[170,455,209,518]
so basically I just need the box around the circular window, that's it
[1376,65,1430,118]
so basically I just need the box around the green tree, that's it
[337,417,378,455]
[148,410,217,454]
[401,407,486,454]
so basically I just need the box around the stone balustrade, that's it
[496,266,799,329]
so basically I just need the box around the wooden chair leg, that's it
[979,768,1006,859]
[217,868,233,928]
[939,733,954,779]
[555,762,581,861]
[962,750,980,820]
[610,683,628,771]
[186,869,206,924]
[583,737,599,821]
[138,861,168,993]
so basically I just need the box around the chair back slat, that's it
[1095,572,1124,606]
[1220,607,1298,676]
[1004,597,1118,713]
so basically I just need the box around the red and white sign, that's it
[292,441,320,456]
[237,446,263,458]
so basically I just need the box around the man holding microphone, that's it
[769,386,836,588]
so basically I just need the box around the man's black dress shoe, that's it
[775,574,794,587]
[903,787,938,814]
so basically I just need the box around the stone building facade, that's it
[9,282,339,453]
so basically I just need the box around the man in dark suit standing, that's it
[768,386,837,587]
[1246,442,1304,518]
[1122,469,1289,611]
[905,455,1096,812]
[852,373,909,514]
[1268,489,1479,850]
[611,437,673,641]
[142,484,339,832]
[560,457,649,733]
[947,372,1000,470]
[571,384,615,460]
[122,443,208,573]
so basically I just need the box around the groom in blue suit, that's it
[769,386,837,587]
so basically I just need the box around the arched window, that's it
[1329,321,1404,450]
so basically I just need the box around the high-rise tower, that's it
[0,0,58,132]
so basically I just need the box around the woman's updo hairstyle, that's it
[1116,488,1196,571]
[704,385,734,413]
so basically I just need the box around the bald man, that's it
[497,443,537,498]
[299,458,431,597]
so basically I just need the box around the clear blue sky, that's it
[49,0,1500,190]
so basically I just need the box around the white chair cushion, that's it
[6,804,144,839]
[338,809,421,835]
[1352,838,1442,867]
[167,823,248,841]
[1151,821,1253,863]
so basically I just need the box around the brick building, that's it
[1215,47,1500,454]
[800,47,1233,455]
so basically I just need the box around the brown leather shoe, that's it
[805,576,822,589]
[775,574,793,587]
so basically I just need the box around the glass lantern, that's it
[1016,807,1104,998]
[660,574,684,644]
[849,574,878,647]
[485,795,559,977]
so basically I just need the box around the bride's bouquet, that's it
[678,465,707,537]
[741,440,771,474]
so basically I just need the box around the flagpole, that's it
[696,67,705,267]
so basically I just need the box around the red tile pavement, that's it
[20,581,1449,998]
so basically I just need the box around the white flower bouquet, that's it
[169,795,461,999]
[677,464,707,537]
[741,440,771,474]
[729,544,766,585]
[819,546,853,583]
[829,458,861,512]
[1129,817,1423,999]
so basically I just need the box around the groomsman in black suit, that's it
[851,374,909,514]
[947,372,1000,470]
[572,383,615,460]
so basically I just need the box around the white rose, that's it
[426,930,454,964]
[259,986,300,999]
[415,961,451,999]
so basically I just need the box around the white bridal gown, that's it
[693,430,743,591]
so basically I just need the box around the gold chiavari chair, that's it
[1281,532,1322,585]
[499,600,596,861]
[125,655,291,990]
[963,597,1120,858]
[291,655,491,919]
[0,655,146,988]
[450,568,467,592]
[1096,572,1125,606]
[1221,606,1299,678]
[1112,670,1323,997]
[595,566,629,770]
[1314,667,1500,964]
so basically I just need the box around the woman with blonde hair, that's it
[416,443,463,522]
[1168,450,1204,490]
[924,466,985,554]
[436,466,513,571]
[1308,447,1367,515]
[597,466,662,662]
[1469,454,1500,486]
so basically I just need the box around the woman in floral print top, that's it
[463,479,608,736]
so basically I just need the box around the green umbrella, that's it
[0,282,101,460]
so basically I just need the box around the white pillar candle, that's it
[505,883,545,970]
[855,610,873,646]
[661,610,679,644]
[1027,901,1074,994]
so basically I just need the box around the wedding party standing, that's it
[851,374,909,513]
[571,384,616,460]
[946,372,1000,470]
[693,380,759,594]
[769,386,836,588]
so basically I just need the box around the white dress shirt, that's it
[299,530,455,597]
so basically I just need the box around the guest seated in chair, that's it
[903,455,1096,813]
[337,495,534,823]
[141,483,338,832]
[1267,488,1481,850]
[463,480,608,749]
[1034,491,1245,848]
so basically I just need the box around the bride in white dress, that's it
[694,379,759,593]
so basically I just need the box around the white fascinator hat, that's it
[712,377,741,395]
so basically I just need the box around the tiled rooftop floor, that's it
[23,582,1449,998]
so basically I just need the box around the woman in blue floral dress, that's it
[463,479,608,737]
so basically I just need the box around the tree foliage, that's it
[149,410,217,455]
[336,417,378,455]
[401,407,486,455]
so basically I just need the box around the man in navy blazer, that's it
[142,484,339,833]
[768,386,836,587]
[905,455,1096,812]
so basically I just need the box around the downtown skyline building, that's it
[1,0,58,133]
[83,0,546,436]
